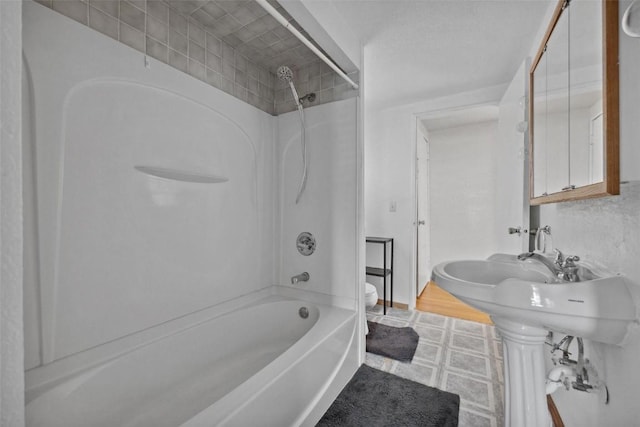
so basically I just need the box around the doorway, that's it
[412,60,530,322]
[415,106,500,322]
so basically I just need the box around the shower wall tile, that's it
[188,59,206,81]
[147,15,168,44]
[201,2,226,20]
[146,36,168,63]
[169,49,188,73]
[147,0,168,24]
[35,0,358,116]
[189,40,206,65]
[220,77,235,95]
[119,22,145,51]
[247,77,259,95]
[89,6,119,40]
[90,0,119,19]
[119,1,145,32]
[247,62,259,80]
[206,53,222,73]
[169,10,188,36]
[235,84,249,103]
[53,0,88,25]
[34,0,53,8]
[127,0,146,11]
[205,68,222,87]
[235,69,247,88]
[308,76,320,93]
[206,33,222,57]
[188,23,206,47]
[169,29,188,55]
[222,60,235,81]
[236,55,248,73]
[320,73,335,90]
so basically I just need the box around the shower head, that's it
[277,65,294,82]
[277,65,301,108]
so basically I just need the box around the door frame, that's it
[415,124,430,297]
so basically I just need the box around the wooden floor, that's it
[417,281,493,325]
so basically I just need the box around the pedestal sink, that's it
[431,253,637,427]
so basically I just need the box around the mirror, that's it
[529,0,619,205]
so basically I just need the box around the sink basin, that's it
[433,253,638,426]
[432,253,637,345]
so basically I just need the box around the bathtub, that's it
[26,296,357,427]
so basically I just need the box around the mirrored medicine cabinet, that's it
[529,0,619,205]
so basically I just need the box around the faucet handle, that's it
[553,249,564,265]
[563,255,580,267]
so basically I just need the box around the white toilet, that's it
[365,282,379,308]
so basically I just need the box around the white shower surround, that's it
[277,96,359,298]
[23,1,360,423]
[23,2,275,366]
[0,1,25,425]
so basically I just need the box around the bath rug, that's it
[317,364,459,427]
[366,321,419,362]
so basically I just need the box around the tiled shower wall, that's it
[275,59,359,115]
[33,0,358,115]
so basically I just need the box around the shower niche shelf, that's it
[134,166,228,184]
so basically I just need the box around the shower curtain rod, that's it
[255,0,360,90]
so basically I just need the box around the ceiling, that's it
[322,0,553,109]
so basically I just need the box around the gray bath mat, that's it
[366,321,419,362]
[317,364,459,427]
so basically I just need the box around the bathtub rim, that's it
[25,285,356,403]
[180,298,357,426]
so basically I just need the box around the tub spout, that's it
[291,272,310,284]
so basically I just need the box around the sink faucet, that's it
[517,250,563,276]
[291,272,310,284]
[517,249,581,281]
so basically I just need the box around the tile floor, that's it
[366,305,504,427]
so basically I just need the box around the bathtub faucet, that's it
[291,272,310,284]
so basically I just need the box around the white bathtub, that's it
[26,296,357,427]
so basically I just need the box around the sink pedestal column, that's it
[493,317,551,427]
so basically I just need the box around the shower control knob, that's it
[296,232,316,256]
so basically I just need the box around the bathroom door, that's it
[416,131,430,296]
[495,60,529,253]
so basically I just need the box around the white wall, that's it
[1,1,25,425]
[537,2,640,424]
[495,60,529,255]
[429,121,500,268]
[277,98,358,306]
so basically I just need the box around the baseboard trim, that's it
[547,395,564,427]
[376,300,409,310]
